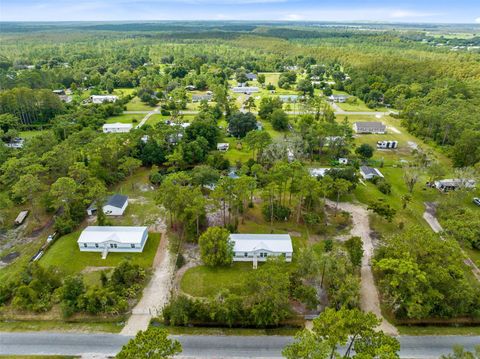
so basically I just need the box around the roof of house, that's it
[230,234,293,253]
[246,73,257,80]
[103,123,132,129]
[279,95,299,101]
[88,194,128,212]
[354,121,386,130]
[106,194,128,208]
[435,179,476,187]
[360,166,382,177]
[192,94,212,100]
[309,168,330,177]
[78,226,147,244]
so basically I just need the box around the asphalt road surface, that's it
[1,333,479,358]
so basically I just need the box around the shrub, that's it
[262,203,291,222]
[375,178,392,195]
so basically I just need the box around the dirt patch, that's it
[288,231,301,237]
[1,251,20,263]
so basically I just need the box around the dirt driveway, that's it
[120,221,175,336]
[327,200,398,335]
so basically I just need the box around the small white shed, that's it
[87,194,128,216]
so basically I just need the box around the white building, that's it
[434,179,476,192]
[102,123,132,133]
[91,95,118,104]
[78,226,148,258]
[87,194,128,216]
[309,168,330,178]
[217,143,230,151]
[232,86,259,94]
[360,166,384,180]
[353,122,387,134]
[230,233,293,268]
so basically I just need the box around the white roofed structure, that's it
[230,233,293,268]
[102,123,132,133]
[78,226,148,258]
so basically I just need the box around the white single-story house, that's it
[232,86,259,94]
[217,143,230,151]
[329,94,350,103]
[78,226,148,258]
[102,123,132,133]
[309,168,330,178]
[90,95,118,104]
[192,94,213,102]
[230,233,293,268]
[360,166,384,180]
[279,95,300,103]
[246,73,257,81]
[87,194,128,216]
[353,122,387,134]
[434,179,476,192]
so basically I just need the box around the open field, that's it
[105,113,144,124]
[181,262,252,297]
[125,96,156,111]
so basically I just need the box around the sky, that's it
[1,0,479,23]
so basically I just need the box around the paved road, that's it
[1,333,479,358]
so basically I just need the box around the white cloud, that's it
[475,17,480,23]
[282,13,304,21]
[389,9,440,19]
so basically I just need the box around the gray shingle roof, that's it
[107,194,128,208]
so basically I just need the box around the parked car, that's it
[473,197,480,206]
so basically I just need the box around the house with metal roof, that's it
[359,166,384,180]
[279,95,300,103]
[102,123,132,133]
[329,94,351,103]
[87,194,128,216]
[353,122,387,134]
[192,94,213,102]
[232,86,259,94]
[246,73,257,81]
[230,234,293,268]
[434,179,476,192]
[78,226,148,258]
[90,95,118,104]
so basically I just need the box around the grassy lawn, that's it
[126,96,156,111]
[0,319,124,333]
[397,325,480,336]
[180,262,252,297]
[113,87,136,97]
[106,114,144,124]
[39,232,161,274]
[153,322,300,336]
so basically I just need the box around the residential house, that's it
[232,86,259,94]
[360,166,384,180]
[246,73,257,81]
[279,95,300,103]
[192,94,213,102]
[102,123,132,133]
[434,179,476,192]
[230,233,293,268]
[309,168,330,178]
[329,94,350,103]
[87,194,129,216]
[90,95,118,104]
[77,226,148,258]
[353,122,387,134]
[217,143,230,151]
